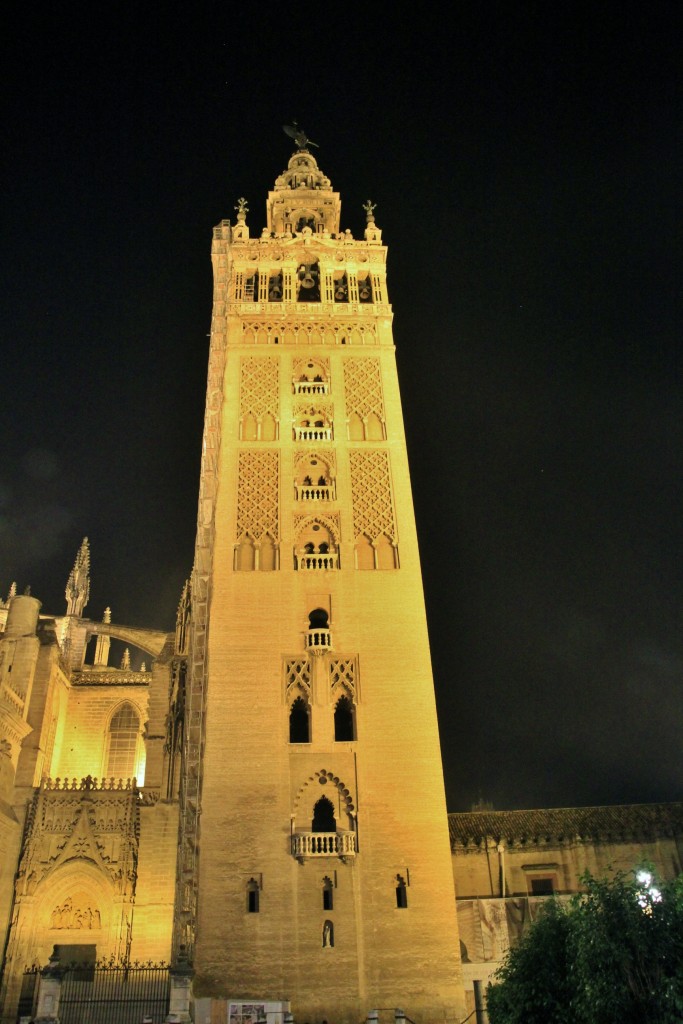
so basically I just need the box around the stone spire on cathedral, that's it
[65,536,90,616]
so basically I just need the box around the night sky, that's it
[3,8,680,812]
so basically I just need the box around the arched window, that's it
[259,534,276,571]
[334,696,355,741]
[235,536,255,571]
[106,703,140,781]
[289,697,310,743]
[395,875,408,909]
[246,878,260,913]
[312,796,335,833]
[322,877,334,911]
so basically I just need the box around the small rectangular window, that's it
[530,877,554,896]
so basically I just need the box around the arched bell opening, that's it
[296,261,320,301]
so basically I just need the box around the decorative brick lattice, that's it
[285,658,311,701]
[239,357,279,420]
[343,358,385,420]
[236,451,279,540]
[330,658,357,700]
[348,450,397,542]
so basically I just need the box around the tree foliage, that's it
[487,868,683,1024]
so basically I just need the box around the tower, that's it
[179,136,464,1022]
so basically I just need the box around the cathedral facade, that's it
[0,145,681,1024]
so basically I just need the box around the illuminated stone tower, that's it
[180,135,464,1023]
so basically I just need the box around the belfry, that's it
[181,131,465,1021]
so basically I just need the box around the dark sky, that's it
[3,7,680,812]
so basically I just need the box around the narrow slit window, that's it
[247,879,260,913]
[396,875,408,909]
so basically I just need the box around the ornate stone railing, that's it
[1,680,25,715]
[43,775,138,792]
[295,427,332,442]
[292,831,356,859]
[295,484,333,501]
[305,629,332,654]
[293,381,329,395]
[296,554,339,571]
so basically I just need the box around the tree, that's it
[486,868,683,1024]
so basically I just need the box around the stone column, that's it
[33,951,63,1024]
[166,948,193,1023]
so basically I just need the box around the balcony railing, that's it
[295,484,333,501]
[305,628,332,653]
[292,831,356,859]
[296,553,339,571]
[295,427,332,442]
[293,381,329,395]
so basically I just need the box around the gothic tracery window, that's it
[105,702,140,782]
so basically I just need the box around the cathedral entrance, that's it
[19,959,170,1024]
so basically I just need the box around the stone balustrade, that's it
[295,427,332,442]
[292,830,356,859]
[295,484,333,501]
[43,775,138,792]
[305,628,332,653]
[296,553,339,571]
[293,381,329,395]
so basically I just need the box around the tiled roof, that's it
[448,803,683,848]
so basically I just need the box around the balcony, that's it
[295,427,332,442]
[296,553,339,571]
[294,381,329,396]
[305,628,332,654]
[295,484,333,501]
[292,830,356,860]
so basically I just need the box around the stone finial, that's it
[235,197,249,220]
[65,537,90,616]
[7,582,16,602]
[120,647,131,670]
[103,606,112,624]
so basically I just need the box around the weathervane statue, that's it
[283,121,318,151]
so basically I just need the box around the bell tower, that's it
[179,133,464,1023]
